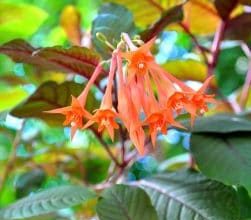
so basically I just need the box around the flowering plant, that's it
[0,1,251,219]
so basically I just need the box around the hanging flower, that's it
[45,96,91,139]
[84,53,119,141]
[46,33,215,155]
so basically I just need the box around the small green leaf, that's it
[216,46,246,95]
[15,169,46,199]
[191,133,251,190]
[0,3,48,44]
[105,0,162,26]
[91,3,136,58]
[0,185,96,219]
[97,184,158,220]
[11,81,99,125]
[137,170,240,220]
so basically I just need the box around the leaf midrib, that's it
[110,191,132,220]
[139,180,209,220]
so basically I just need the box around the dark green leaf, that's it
[16,169,46,199]
[214,0,238,19]
[0,185,96,219]
[141,5,184,41]
[11,81,99,125]
[187,114,251,133]
[137,170,239,220]
[237,186,251,219]
[0,39,103,80]
[225,13,251,42]
[191,133,251,189]
[96,184,158,220]
[91,3,136,58]
[216,46,246,95]
[104,0,162,27]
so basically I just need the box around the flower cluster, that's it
[47,34,215,155]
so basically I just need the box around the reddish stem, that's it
[208,21,227,76]
[179,22,209,65]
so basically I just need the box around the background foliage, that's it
[1,0,251,219]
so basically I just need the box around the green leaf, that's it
[92,3,136,58]
[191,133,251,189]
[96,184,158,220]
[0,185,96,220]
[0,3,48,44]
[0,39,103,80]
[237,186,251,219]
[214,0,238,20]
[11,81,99,125]
[15,169,46,199]
[105,0,162,26]
[188,114,251,133]
[0,86,29,112]
[162,59,207,82]
[216,46,246,95]
[141,5,184,41]
[137,170,240,220]
[225,13,251,42]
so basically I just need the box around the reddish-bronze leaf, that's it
[0,39,104,79]
[141,5,184,41]
[214,0,239,20]
[239,0,251,5]
[225,13,251,42]
[11,81,99,125]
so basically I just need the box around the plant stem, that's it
[208,21,227,76]
[179,22,209,65]
[91,128,121,167]
[122,33,137,50]
[113,72,127,166]
[0,121,25,193]
[240,43,251,109]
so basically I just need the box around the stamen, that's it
[138,63,145,69]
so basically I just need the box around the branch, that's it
[113,72,127,166]
[91,128,121,167]
[240,43,251,109]
[0,121,25,192]
[179,22,209,65]
[208,21,227,76]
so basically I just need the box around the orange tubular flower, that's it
[46,96,92,139]
[46,32,216,156]
[144,109,184,148]
[184,76,216,125]
[84,53,119,141]
[121,37,155,82]
[117,53,145,155]
[167,76,216,125]
[46,63,103,139]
